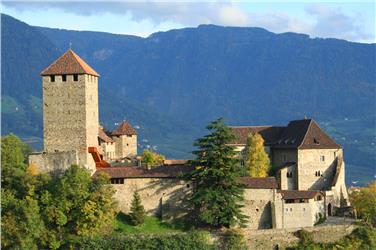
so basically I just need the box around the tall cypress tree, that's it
[188,118,247,228]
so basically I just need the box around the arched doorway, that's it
[328,203,332,216]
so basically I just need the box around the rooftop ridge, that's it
[40,49,99,76]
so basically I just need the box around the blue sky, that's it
[1,1,375,43]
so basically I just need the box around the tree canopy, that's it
[350,181,376,227]
[1,134,117,250]
[141,149,165,168]
[243,133,270,177]
[187,118,247,228]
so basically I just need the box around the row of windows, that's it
[281,154,327,162]
[286,172,293,178]
[49,74,96,82]
[315,170,323,177]
[111,178,124,184]
[50,74,79,82]
[285,207,306,212]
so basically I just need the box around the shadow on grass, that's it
[115,212,193,233]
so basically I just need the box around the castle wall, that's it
[42,74,98,172]
[272,149,297,168]
[99,141,116,161]
[113,135,137,159]
[242,189,275,229]
[28,151,78,174]
[297,149,342,190]
[111,178,191,220]
[246,224,357,250]
[279,165,297,190]
[282,199,325,229]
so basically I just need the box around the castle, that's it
[29,49,350,230]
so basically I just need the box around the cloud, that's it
[305,4,373,41]
[2,1,250,26]
[2,1,373,42]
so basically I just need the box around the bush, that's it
[314,213,326,226]
[295,229,314,244]
[129,191,146,226]
[221,229,248,250]
[69,231,215,250]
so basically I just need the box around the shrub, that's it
[129,191,146,226]
[69,231,215,250]
[295,229,314,244]
[221,229,248,250]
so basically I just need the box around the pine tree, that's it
[188,118,247,228]
[129,191,146,226]
[244,133,270,177]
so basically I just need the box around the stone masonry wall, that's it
[42,74,98,172]
[297,149,342,190]
[29,151,78,174]
[112,178,191,220]
[246,224,357,250]
[272,149,297,168]
[242,189,275,229]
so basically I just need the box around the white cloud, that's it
[305,4,373,41]
[2,1,374,42]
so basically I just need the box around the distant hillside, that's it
[1,14,375,184]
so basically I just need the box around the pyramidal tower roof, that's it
[40,49,99,76]
[111,121,137,136]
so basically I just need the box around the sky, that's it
[1,1,375,43]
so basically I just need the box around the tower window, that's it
[50,75,55,82]
[62,75,67,82]
[73,74,78,81]
[320,155,325,162]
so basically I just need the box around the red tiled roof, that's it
[230,126,285,145]
[41,49,99,76]
[111,121,137,136]
[237,177,278,189]
[93,164,195,178]
[163,159,188,165]
[280,190,324,200]
[98,126,113,143]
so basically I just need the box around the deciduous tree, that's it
[243,133,270,177]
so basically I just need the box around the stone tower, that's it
[40,49,99,172]
[111,121,138,159]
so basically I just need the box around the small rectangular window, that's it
[62,75,67,82]
[282,154,287,162]
[50,75,55,82]
[320,155,325,162]
[73,74,78,81]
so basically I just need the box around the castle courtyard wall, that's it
[28,150,78,174]
[242,189,275,229]
[111,178,191,220]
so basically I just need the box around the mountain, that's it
[1,14,375,184]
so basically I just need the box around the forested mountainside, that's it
[2,14,375,184]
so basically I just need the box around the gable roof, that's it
[98,126,113,143]
[238,177,278,189]
[273,119,341,149]
[299,120,341,149]
[40,49,99,76]
[230,126,285,145]
[280,190,324,200]
[111,121,137,136]
[230,119,340,150]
